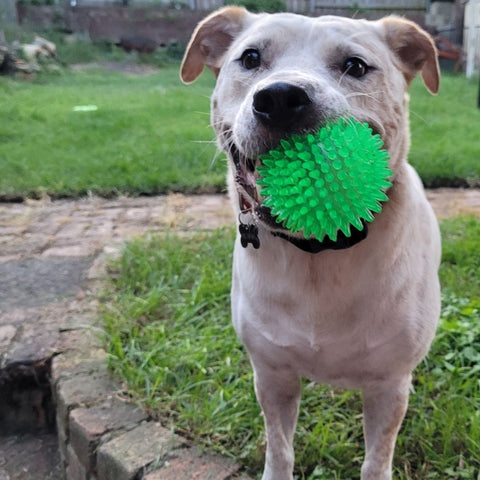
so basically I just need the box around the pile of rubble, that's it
[0,35,57,77]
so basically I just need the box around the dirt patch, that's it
[426,188,480,219]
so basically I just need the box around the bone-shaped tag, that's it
[239,222,260,249]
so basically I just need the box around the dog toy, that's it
[256,117,392,242]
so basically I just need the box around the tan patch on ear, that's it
[381,16,440,94]
[180,6,250,84]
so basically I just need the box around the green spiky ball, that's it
[256,117,392,242]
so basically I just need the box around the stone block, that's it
[144,447,246,480]
[55,328,103,357]
[69,399,148,472]
[96,422,184,480]
[56,221,92,239]
[3,323,58,368]
[51,353,108,393]
[56,370,118,432]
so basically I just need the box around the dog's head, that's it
[181,8,439,232]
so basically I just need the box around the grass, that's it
[102,216,480,479]
[0,65,222,199]
[408,74,480,187]
[1,65,480,199]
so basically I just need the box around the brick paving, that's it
[0,193,239,480]
[0,190,479,480]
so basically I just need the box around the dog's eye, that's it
[240,49,261,70]
[342,57,369,78]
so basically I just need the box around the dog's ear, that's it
[380,16,440,94]
[180,6,252,84]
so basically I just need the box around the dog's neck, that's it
[237,193,369,253]
[271,224,368,253]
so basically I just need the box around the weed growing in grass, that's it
[103,217,480,479]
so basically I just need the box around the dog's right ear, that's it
[180,6,252,84]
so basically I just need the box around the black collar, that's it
[238,215,368,254]
[271,221,368,254]
[237,188,370,254]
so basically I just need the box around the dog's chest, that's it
[230,235,425,386]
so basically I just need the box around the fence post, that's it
[466,0,479,78]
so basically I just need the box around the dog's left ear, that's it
[180,6,253,84]
[380,17,440,94]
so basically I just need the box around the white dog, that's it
[181,8,441,480]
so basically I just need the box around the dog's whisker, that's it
[409,108,429,126]
[345,91,384,101]
[209,148,227,169]
[337,69,350,88]
[192,140,217,144]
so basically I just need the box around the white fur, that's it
[182,9,441,479]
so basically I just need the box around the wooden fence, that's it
[57,0,426,14]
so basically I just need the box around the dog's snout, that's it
[253,82,312,130]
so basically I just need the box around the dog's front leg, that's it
[252,362,301,480]
[361,375,411,480]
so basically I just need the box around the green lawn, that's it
[1,67,480,199]
[0,66,221,199]
[408,75,480,187]
[102,216,480,480]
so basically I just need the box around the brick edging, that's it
[51,254,252,480]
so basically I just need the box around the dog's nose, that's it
[253,82,312,130]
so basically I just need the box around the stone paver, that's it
[96,422,184,480]
[143,447,245,480]
[69,399,148,474]
[0,193,245,480]
[0,257,93,311]
[0,190,479,480]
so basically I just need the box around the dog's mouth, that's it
[229,141,288,231]
[226,117,386,237]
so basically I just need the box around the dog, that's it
[181,8,441,480]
